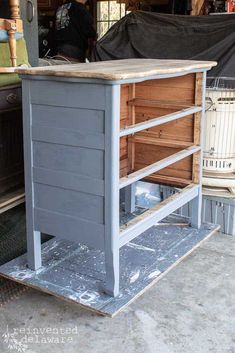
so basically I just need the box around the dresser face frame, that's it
[21,68,208,297]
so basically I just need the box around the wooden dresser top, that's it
[17,59,217,81]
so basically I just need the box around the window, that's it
[97,1,128,39]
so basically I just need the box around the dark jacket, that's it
[55,0,96,60]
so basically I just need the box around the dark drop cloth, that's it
[92,12,235,82]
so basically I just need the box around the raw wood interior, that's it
[120,73,202,187]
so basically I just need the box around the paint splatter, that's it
[148,269,161,279]
[9,266,45,280]
[127,242,155,252]
[130,270,140,284]
[42,240,58,254]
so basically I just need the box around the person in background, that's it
[55,0,96,62]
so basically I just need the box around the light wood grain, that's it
[128,83,135,172]
[191,0,205,15]
[118,73,205,187]
[1,0,22,68]
[9,0,21,20]
[0,187,25,214]
[16,59,217,80]
[192,72,203,184]
[0,64,29,73]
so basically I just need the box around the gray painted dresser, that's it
[18,59,216,296]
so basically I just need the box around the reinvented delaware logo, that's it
[2,326,28,353]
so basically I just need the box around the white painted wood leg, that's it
[191,71,206,230]
[27,230,42,270]
[22,80,42,271]
[124,183,136,213]
[191,192,202,229]
[104,249,120,297]
[104,84,120,297]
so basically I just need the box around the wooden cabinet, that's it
[19,59,216,297]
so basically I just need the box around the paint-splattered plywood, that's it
[0,222,219,317]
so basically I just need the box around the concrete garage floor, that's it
[0,232,234,353]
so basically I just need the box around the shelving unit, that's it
[15,59,216,297]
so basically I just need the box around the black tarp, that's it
[92,12,235,81]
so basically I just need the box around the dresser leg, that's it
[104,84,120,297]
[27,230,42,270]
[191,193,202,229]
[124,183,136,213]
[104,248,119,297]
